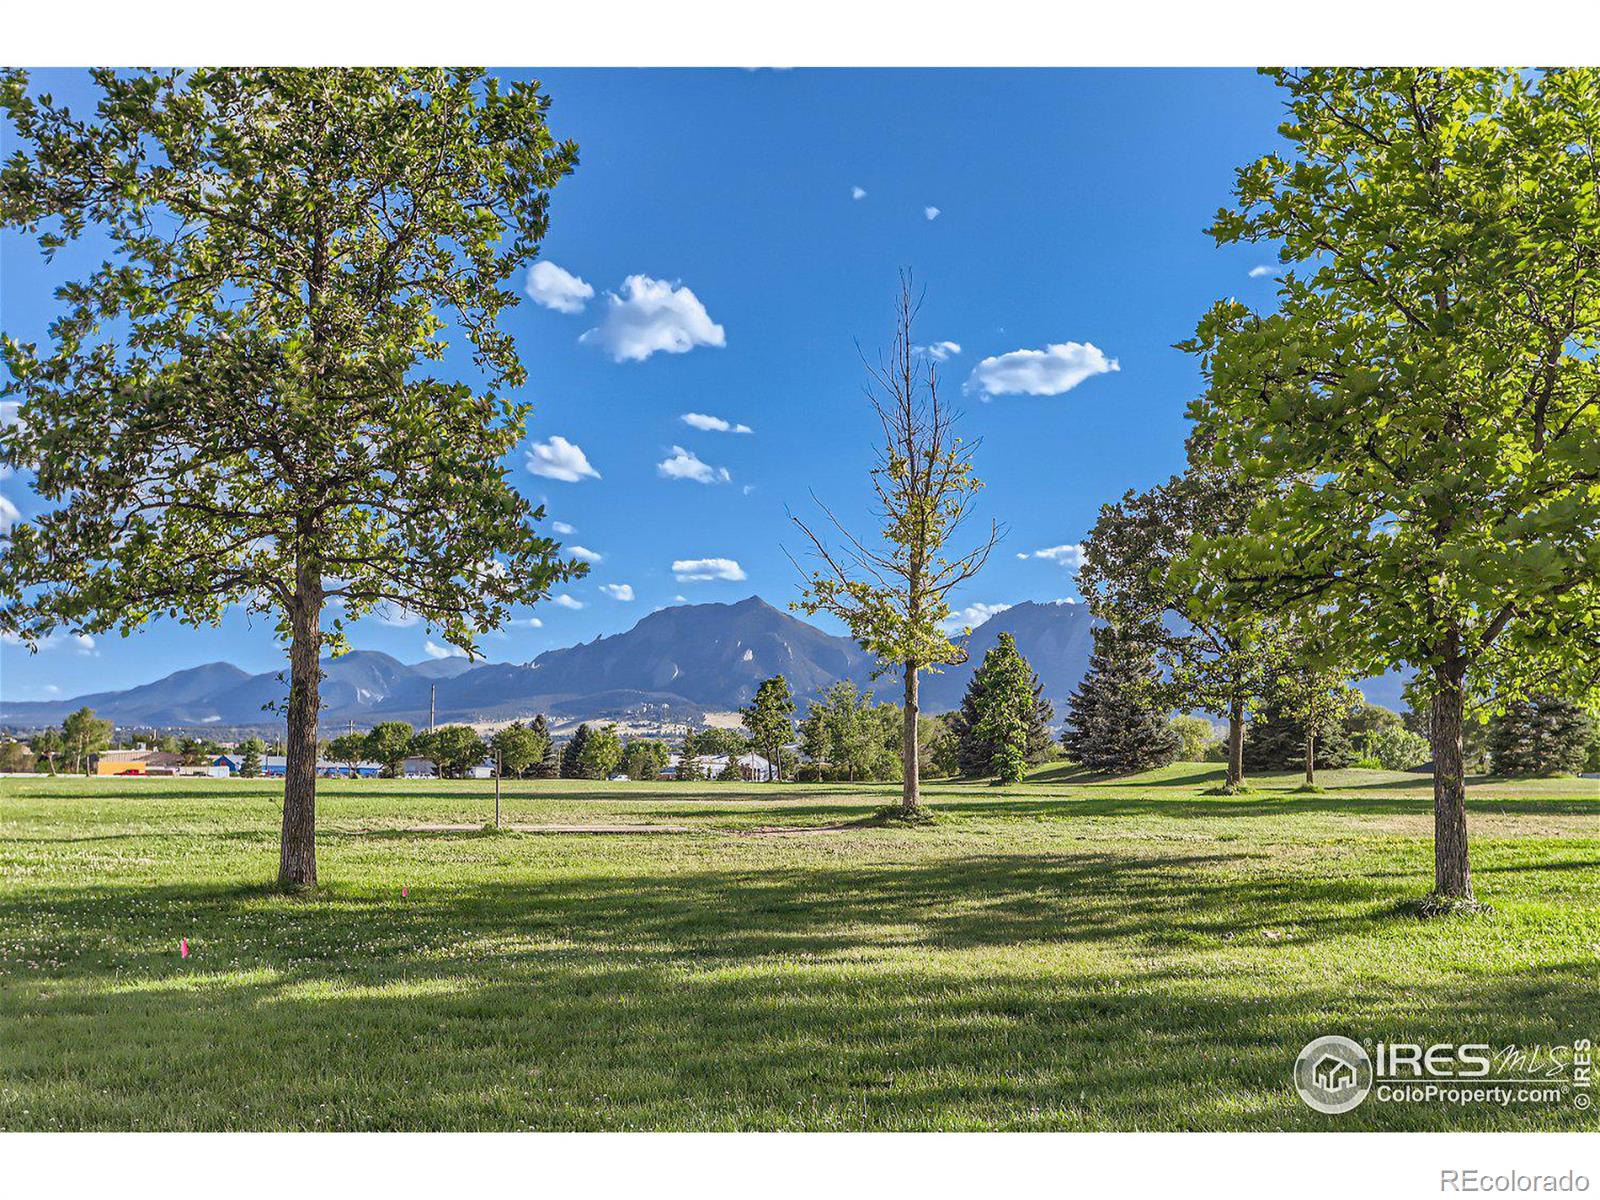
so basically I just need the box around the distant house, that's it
[663,752,772,782]
[466,758,496,780]
[241,755,381,778]
[92,749,188,776]
[318,760,383,779]
[401,757,438,779]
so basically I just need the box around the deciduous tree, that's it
[792,275,998,814]
[365,721,415,778]
[0,68,582,890]
[1182,68,1600,903]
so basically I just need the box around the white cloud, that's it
[73,633,97,656]
[0,492,20,532]
[966,343,1119,398]
[524,261,594,314]
[944,601,1011,632]
[924,206,941,221]
[852,186,867,200]
[918,340,961,362]
[681,412,753,434]
[658,446,730,484]
[526,436,600,483]
[673,595,688,603]
[1248,265,1275,278]
[551,593,585,610]
[1018,543,1086,571]
[551,521,576,535]
[672,558,746,582]
[0,401,21,427]
[580,275,726,363]
[524,617,544,628]
[600,583,635,601]
[567,545,602,563]
[41,684,60,695]
[424,640,466,660]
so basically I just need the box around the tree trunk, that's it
[1226,697,1245,789]
[279,577,323,891]
[1304,732,1316,786]
[1429,656,1473,899]
[901,661,920,814]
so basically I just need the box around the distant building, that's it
[239,755,381,778]
[400,757,438,779]
[663,752,772,782]
[92,749,188,776]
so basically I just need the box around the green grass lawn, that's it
[2,763,1596,1131]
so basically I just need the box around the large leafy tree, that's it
[1081,461,1275,791]
[0,69,582,889]
[792,276,998,814]
[364,721,416,779]
[61,706,113,774]
[1181,68,1600,903]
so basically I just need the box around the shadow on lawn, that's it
[3,846,1596,1131]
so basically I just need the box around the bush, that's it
[1169,714,1218,762]
[1370,727,1430,771]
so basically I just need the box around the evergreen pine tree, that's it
[560,723,592,779]
[529,714,560,779]
[948,634,1054,781]
[1242,674,1359,772]
[1061,624,1181,775]
[239,737,265,779]
[1489,695,1596,776]
[677,728,703,781]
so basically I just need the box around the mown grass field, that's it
[2,763,1596,1131]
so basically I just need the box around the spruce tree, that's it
[1243,674,1359,772]
[560,723,591,779]
[677,729,703,781]
[1489,695,1596,777]
[527,715,560,779]
[1061,625,1180,775]
[948,634,1054,780]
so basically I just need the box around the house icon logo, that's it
[1294,1036,1373,1114]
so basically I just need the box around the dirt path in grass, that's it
[401,822,695,835]
[388,821,858,837]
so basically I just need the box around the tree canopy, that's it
[0,68,583,888]
[1178,68,1600,901]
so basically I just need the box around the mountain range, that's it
[0,594,1403,732]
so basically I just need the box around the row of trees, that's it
[1065,68,1600,903]
[1,707,113,775]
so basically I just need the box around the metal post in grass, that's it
[495,748,502,829]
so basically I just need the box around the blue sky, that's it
[0,68,1288,700]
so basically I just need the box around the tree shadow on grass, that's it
[2,855,1592,1130]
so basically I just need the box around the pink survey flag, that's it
[180,938,189,959]
[401,886,408,898]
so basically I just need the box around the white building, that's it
[664,751,774,781]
